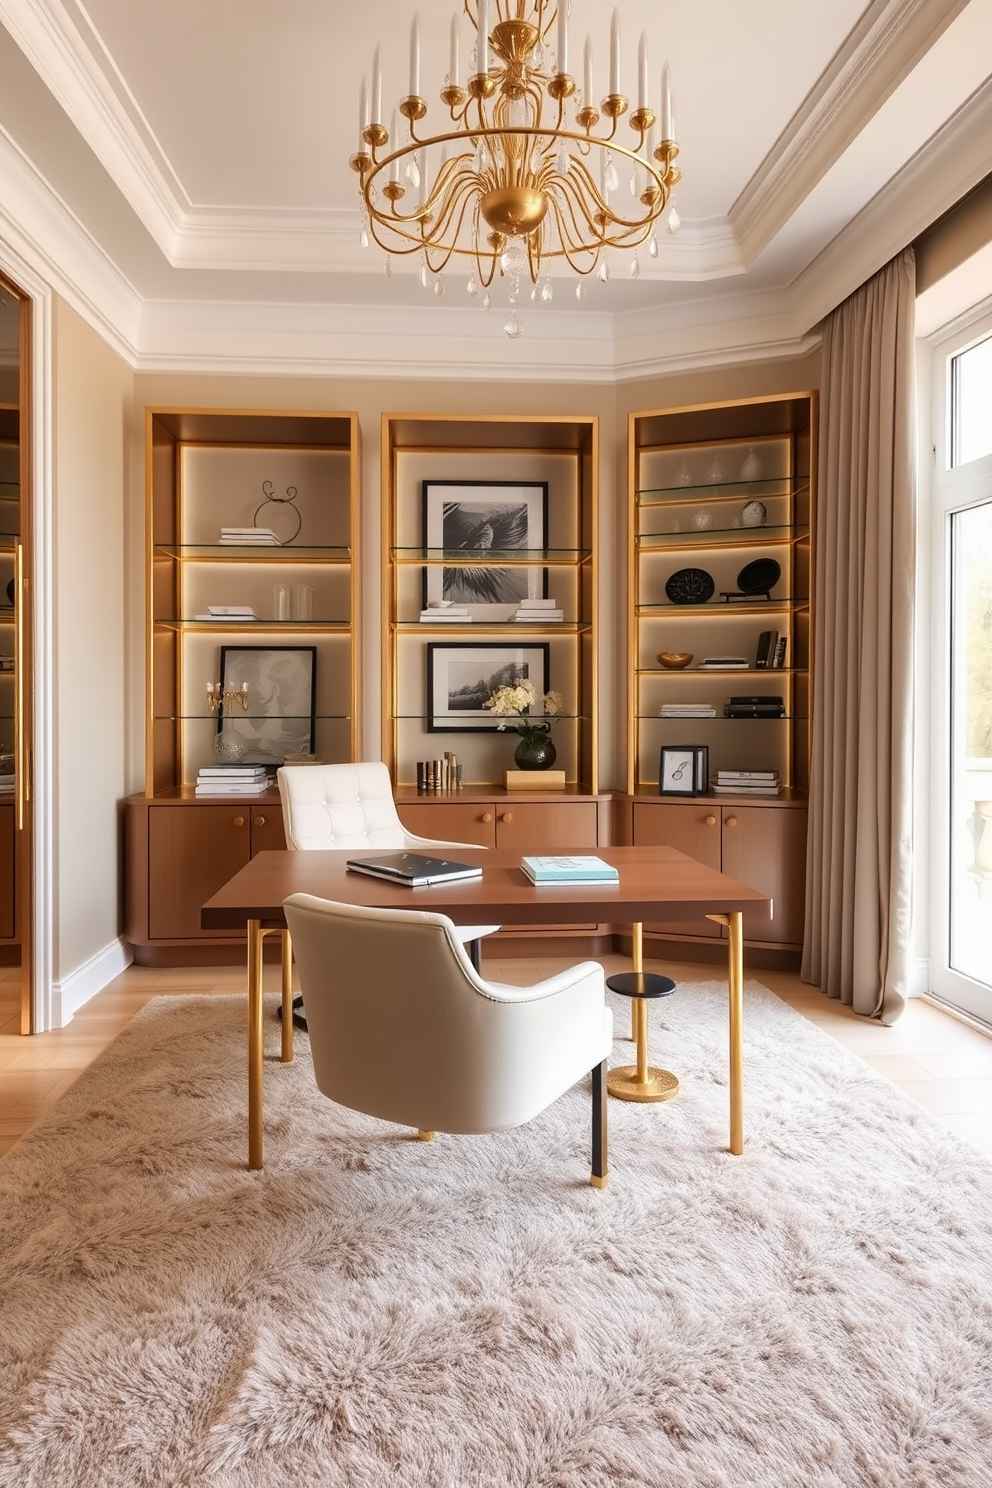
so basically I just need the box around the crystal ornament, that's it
[419,260,429,289]
[383,256,393,278]
[575,281,584,300]
[629,257,640,278]
[667,204,681,234]
[648,235,659,258]
[360,227,369,249]
[557,143,571,174]
[605,157,619,193]
[434,278,444,297]
[405,158,421,189]
[504,312,522,339]
[474,140,490,174]
[467,274,479,297]
[483,290,492,311]
[598,259,610,283]
[540,280,553,303]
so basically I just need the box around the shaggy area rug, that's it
[1,986,991,1488]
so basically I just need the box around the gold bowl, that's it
[657,651,693,669]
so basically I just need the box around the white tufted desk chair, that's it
[276,762,499,1025]
[283,892,611,1187]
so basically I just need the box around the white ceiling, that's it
[0,0,990,377]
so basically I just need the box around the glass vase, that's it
[213,711,248,764]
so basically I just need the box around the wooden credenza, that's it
[613,791,807,961]
[396,787,614,951]
[125,791,285,964]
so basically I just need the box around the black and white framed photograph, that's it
[218,645,317,763]
[426,641,550,733]
[659,743,708,796]
[422,480,548,618]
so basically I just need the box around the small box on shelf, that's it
[504,769,566,790]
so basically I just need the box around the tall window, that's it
[931,319,992,1024]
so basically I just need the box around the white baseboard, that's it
[54,937,133,1027]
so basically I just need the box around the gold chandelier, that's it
[350,1,682,335]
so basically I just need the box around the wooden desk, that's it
[202,845,770,1169]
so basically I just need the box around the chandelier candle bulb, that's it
[610,10,621,97]
[409,13,420,99]
[583,35,593,107]
[660,61,674,141]
[556,1,568,76]
[371,45,382,127]
[638,32,649,112]
[478,0,489,74]
[359,77,369,141]
[449,14,460,87]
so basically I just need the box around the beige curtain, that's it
[802,248,916,1024]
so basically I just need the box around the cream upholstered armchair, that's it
[283,893,611,1187]
[276,762,499,1024]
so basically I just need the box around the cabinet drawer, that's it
[396,803,497,848]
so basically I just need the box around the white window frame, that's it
[925,299,992,1025]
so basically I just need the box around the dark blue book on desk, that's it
[345,852,482,887]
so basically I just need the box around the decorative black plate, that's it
[737,557,781,595]
[665,567,715,605]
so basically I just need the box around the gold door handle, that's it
[233,816,245,828]
[481,812,492,823]
[253,816,266,827]
[501,812,513,823]
[14,543,26,831]
[726,816,738,828]
[705,815,717,827]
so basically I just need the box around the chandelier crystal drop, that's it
[350,3,681,333]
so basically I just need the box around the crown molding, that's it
[793,74,992,333]
[730,0,971,267]
[0,123,140,360]
[0,0,185,256]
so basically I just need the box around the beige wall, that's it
[54,297,132,979]
[132,353,821,792]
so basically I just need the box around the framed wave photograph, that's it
[218,645,317,763]
[426,641,550,733]
[422,479,548,618]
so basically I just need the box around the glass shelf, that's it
[153,544,351,561]
[636,477,809,504]
[393,712,586,722]
[394,621,590,634]
[392,547,591,565]
[638,524,809,550]
[640,713,807,722]
[153,619,351,632]
[155,712,352,723]
[636,599,799,616]
[638,665,801,676]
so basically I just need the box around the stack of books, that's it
[659,702,717,718]
[419,603,472,622]
[521,855,619,884]
[193,605,257,622]
[712,770,781,796]
[0,656,13,672]
[754,630,788,668]
[194,764,273,796]
[514,598,564,622]
[0,773,15,796]
[219,527,280,546]
[724,695,785,718]
[700,656,749,670]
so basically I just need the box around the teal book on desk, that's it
[521,855,619,884]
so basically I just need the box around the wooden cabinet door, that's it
[720,805,807,946]
[396,802,497,848]
[492,801,600,853]
[249,804,285,854]
[0,802,14,940]
[148,806,252,940]
[631,801,722,939]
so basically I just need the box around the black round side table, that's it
[607,925,679,1102]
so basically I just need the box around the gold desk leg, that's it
[630,921,643,1040]
[707,911,745,1155]
[247,918,264,1171]
[280,928,294,1063]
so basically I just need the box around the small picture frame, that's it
[219,645,317,763]
[659,744,708,796]
[426,640,550,734]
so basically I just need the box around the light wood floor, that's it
[2,953,992,1162]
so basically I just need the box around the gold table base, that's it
[607,1064,680,1102]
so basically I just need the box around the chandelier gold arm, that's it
[548,72,575,101]
[601,93,628,123]
[399,95,428,124]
